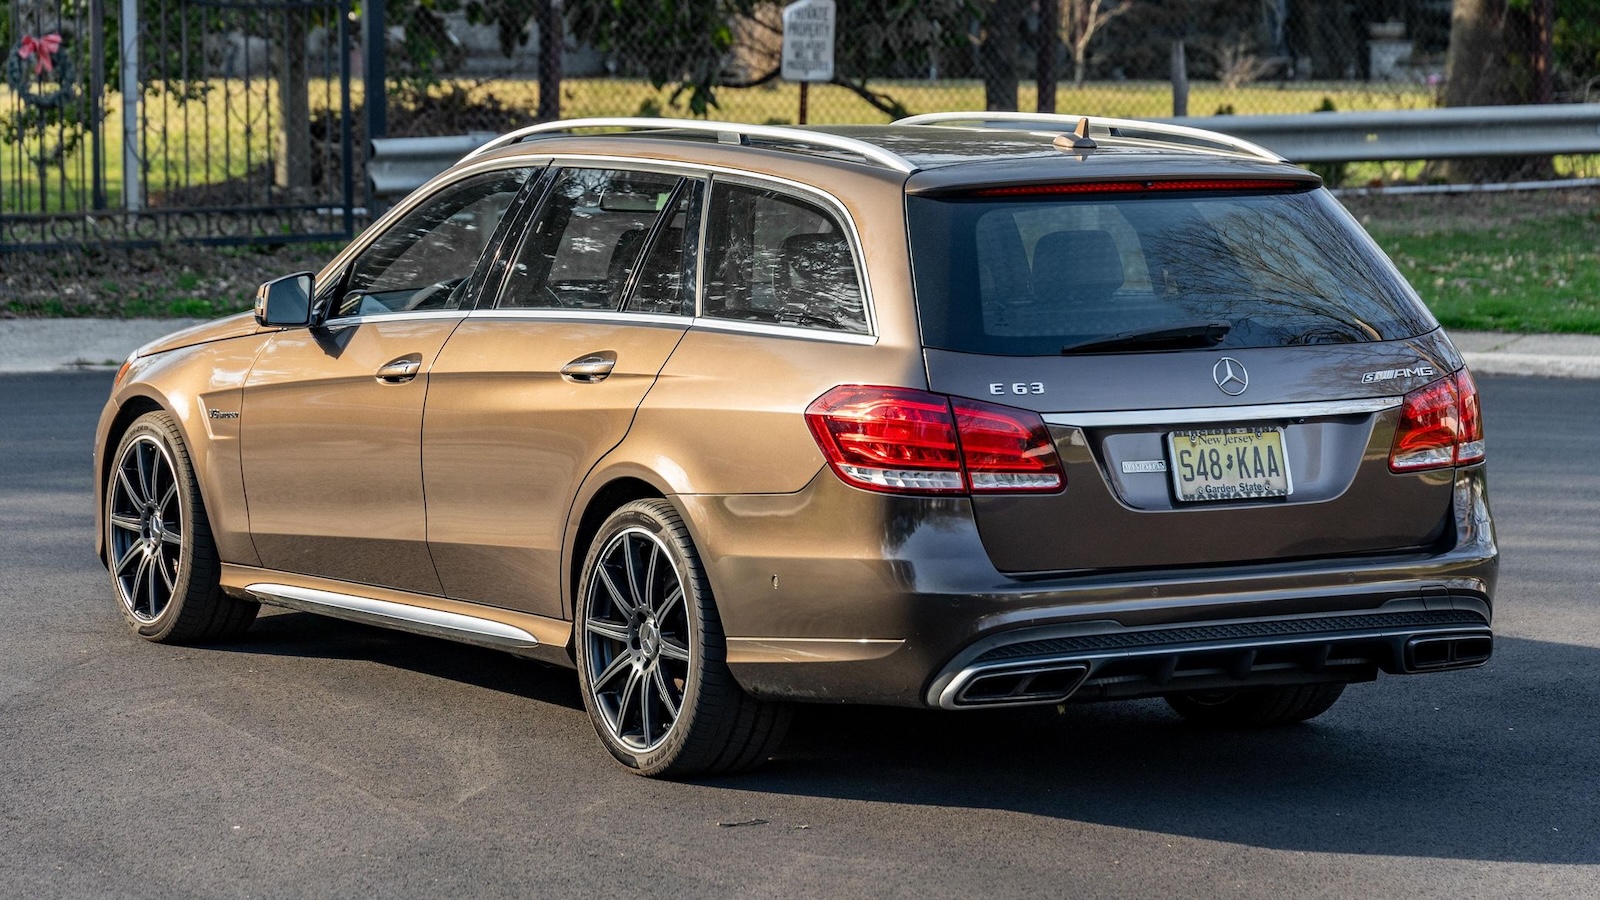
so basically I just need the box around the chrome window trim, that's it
[319,310,470,327]
[1042,397,1402,428]
[465,308,691,329]
[686,316,878,346]
[314,157,551,290]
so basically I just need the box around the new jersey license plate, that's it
[1166,427,1292,502]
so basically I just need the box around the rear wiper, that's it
[1060,321,1231,354]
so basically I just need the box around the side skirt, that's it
[221,564,575,667]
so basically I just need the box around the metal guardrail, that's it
[369,133,498,199]
[367,104,1600,201]
[1167,104,1600,163]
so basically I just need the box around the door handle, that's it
[376,358,422,384]
[561,352,616,384]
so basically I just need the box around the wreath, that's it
[5,33,77,109]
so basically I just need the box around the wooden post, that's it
[798,82,809,124]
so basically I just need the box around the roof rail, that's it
[462,117,920,173]
[893,111,1285,162]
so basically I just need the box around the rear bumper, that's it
[674,465,1496,708]
[928,601,1490,709]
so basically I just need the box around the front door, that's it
[240,166,534,593]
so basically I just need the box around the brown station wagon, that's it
[94,114,1498,776]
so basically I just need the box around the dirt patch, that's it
[0,242,337,318]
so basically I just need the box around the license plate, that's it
[1166,427,1292,502]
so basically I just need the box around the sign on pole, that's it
[781,0,836,83]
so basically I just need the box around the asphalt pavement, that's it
[0,371,1596,898]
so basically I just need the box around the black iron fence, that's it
[3,0,1592,249]
[2,0,355,248]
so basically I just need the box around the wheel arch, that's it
[95,393,170,565]
[565,476,669,623]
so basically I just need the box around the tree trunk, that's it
[1443,0,1554,181]
[1036,0,1058,113]
[980,0,1025,112]
[275,8,311,198]
[537,0,564,122]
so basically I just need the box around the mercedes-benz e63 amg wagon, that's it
[95,114,1497,776]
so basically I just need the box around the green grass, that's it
[1360,194,1600,335]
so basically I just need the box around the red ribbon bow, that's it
[18,33,63,77]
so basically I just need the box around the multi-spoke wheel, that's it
[575,499,790,777]
[105,411,258,642]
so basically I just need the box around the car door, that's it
[423,167,702,617]
[240,166,536,593]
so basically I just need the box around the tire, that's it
[1163,683,1346,727]
[574,499,790,777]
[105,410,258,643]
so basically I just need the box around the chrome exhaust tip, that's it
[1405,632,1493,672]
[944,662,1091,709]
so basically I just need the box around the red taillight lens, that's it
[805,386,965,493]
[1455,367,1484,464]
[806,386,1065,495]
[951,397,1064,492]
[1389,368,1485,472]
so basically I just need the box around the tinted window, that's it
[499,168,682,310]
[908,188,1434,355]
[623,181,702,317]
[338,168,531,318]
[703,183,867,334]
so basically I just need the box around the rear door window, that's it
[908,187,1434,355]
[703,182,868,335]
[498,168,683,310]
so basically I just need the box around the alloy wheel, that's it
[583,527,693,752]
[108,435,183,623]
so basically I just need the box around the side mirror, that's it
[254,272,316,327]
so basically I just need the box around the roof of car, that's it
[461,116,1319,193]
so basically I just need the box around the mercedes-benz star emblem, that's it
[1212,357,1249,396]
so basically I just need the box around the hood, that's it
[135,312,266,357]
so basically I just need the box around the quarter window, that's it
[337,167,531,318]
[499,168,683,310]
[703,183,867,335]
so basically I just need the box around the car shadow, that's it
[204,611,1594,866]
[722,634,1597,866]
[210,607,585,712]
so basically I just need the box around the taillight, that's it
[1389,368,1485,472]
[1455,367,1484,464]
[806,386,1064,495]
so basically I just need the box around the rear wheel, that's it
[106,411,258,642]
[575,499,790,777]
[1163,683,1345,727]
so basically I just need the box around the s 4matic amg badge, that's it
[1212,357,1248,396]
[1362,365,1436,384]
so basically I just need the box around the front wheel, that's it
[105,411,258,642]
[1163,683,1346,727]
[574,499,790,777]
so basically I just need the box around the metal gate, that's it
[1,0,355,249]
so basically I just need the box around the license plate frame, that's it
[1166,426,1293,503]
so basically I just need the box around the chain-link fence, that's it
[373,0,1591,137]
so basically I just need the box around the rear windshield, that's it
[907,188,1434,355]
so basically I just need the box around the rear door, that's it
[423,167,701,617]
[906,183,1462,574]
